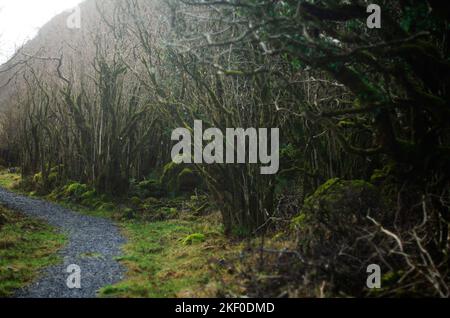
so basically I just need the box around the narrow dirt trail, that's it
[0,187,126,298]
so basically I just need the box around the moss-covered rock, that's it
[293,178,386,294]
[295,179,383,241]
[66,184,86,199]
[137,179,166,198]
[160,162,202,195]
[60,182,96,204]
[130,196,142,206]
[64,183,89,197]
[79,190,97,206]
[81,190,96,200]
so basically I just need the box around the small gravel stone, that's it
[0,188,127,298]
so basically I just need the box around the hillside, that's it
[0,0,114,108]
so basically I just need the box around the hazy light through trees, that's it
[0,0,83,64]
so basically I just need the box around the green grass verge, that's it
[0,206,66,297]
[0,170,242,298]
[99,213,237,298]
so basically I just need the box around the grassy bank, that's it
[0,170,243,298]
[0,206,66,297]
[101,214,236,297]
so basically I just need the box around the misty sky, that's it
[0,0,84,64]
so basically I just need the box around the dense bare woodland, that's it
[0,0,448,298]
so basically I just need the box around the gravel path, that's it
[0,187,126,298]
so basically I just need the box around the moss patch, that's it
[0,206,66,297]
[182,233,206,245]
[0,171,21,190]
